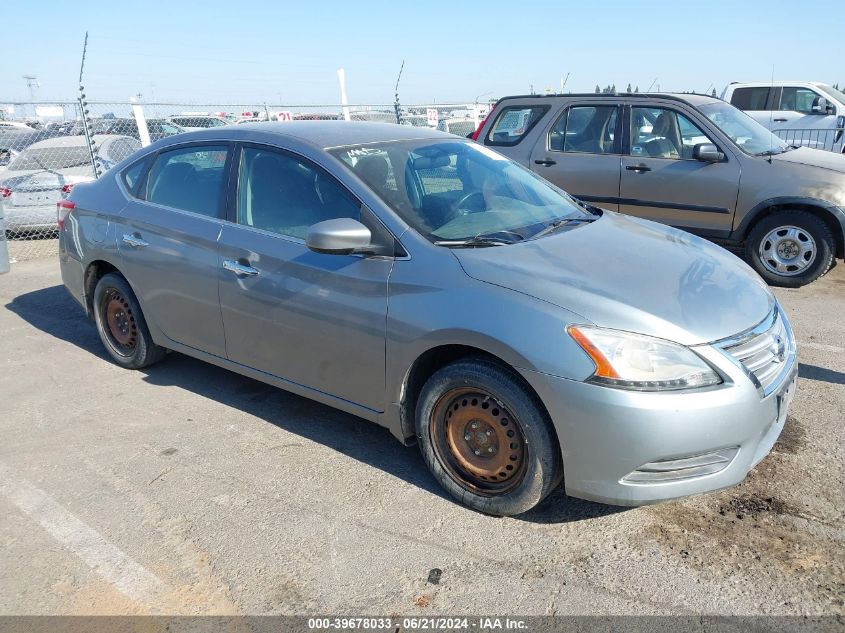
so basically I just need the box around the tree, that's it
[711,88,717,97]
[626,83,632,93]
[595,84,601,94]
[611,84,616,93]
[634,85,639,93]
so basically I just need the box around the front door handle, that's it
[223,259,260,276]
[773,118,788,123]
[122,233,149,248]
[625,164,652,173]
[534,158,557,166]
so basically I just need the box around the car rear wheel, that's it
[416,358,562,516]
[93,272,166,369]
[746,210,835,288]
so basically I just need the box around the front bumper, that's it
[519,320,797,506]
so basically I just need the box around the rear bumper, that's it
[519,348,797,506]
[1,203,57,233]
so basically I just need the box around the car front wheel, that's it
[746,210,835,287]
[416,358,562,516]
[92,272,167,369]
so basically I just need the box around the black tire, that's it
[415,358,562,516]
[745,210,835,288]
[92,272,167,369]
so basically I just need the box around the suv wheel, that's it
[93,272,167,369]
[415,358,562,516]
[746,210,835,287]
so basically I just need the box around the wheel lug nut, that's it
[486,429,492,436]
[488,447,495,453]
[471,422,478,429]
[464,434,471,441]
[474,449,481,456]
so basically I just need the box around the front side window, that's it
[730,87,770,111]
[331,140,591,243]
[549,105,619,154]
[146,145,228,217]
[236,146,361,240]
[779,87,820,114]
[485,105,548,146]
[630,107,713,159]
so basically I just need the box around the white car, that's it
[1,134,140,233]
[166,115,227,132]
[723,81,845,152]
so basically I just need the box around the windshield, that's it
[698,101,788,155]
[329,139,590,243]
[8,146,91,171]
[818,84,845,105]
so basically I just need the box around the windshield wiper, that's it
[529,217,596,240]
[755,147,788,157]
[434,232,522,248]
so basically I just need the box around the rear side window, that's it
[121,158,148,194]
[146,145,229,217]
[485,105,549,146]
[730,87,770,111]
[549,105,619,154]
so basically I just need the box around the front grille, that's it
[719,308,793,395]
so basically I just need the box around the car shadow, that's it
[6,284,622,524]
[798,362,845,386]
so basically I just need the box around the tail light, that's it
[57,199,76,230]
[471,106,495,141]
[1,187,11,199]
[61,183,74,196]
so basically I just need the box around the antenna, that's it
[393,60,404,125]
[647,77,658,92]
[560,72,570,93]
[768,64,775,162]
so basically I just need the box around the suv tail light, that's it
[471,106,495,141]
[57,199,76,230]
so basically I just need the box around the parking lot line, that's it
[798,340,845,354]
[0,464,169,609]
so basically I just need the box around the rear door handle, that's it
[223,259,260,276]
[122,234,149,248]
[773,118,788,122]
[534,158,557,166]
[625,164,651,173]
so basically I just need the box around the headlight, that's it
[568,325,721,391]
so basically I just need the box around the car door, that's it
[217,144,393,412]
[529,103,622,210]
[117,143,231,357]
[619,104,739,235]
[771,86,838,149]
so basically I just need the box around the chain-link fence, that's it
[0,99,488,269]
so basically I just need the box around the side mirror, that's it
[693,143,724,162]
[811,97,832,115]
[306,218,372,255]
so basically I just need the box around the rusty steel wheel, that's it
[430,388,528,495]
[101,287,139,356]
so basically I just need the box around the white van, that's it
[722,81,845,152]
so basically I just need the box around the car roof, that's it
[159,120,452,149]
[496,92,723,107]
[25,134,122,149]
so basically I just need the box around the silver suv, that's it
[474,93,845,287]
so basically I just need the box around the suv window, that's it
[779,87,820,114]
[237,146,361,240]
[730,87,771,111]
[631,107,713,159]
[146,145,229,217]
[485,105,548,146]
[549,105,619,154]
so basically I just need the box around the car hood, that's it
[771,146,845,174]
[453,212,774,346]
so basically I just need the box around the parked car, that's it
[723,81,845,152]
[473,93,845,287]
[1,134,140,233]
[93,118,185,142]
[59,122,796,516]
[0,129,59,168]
[166,115,227,131]
[437,117,478,138]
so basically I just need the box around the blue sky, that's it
[3,0,842,105]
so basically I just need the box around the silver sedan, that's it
[58,122,796,515]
